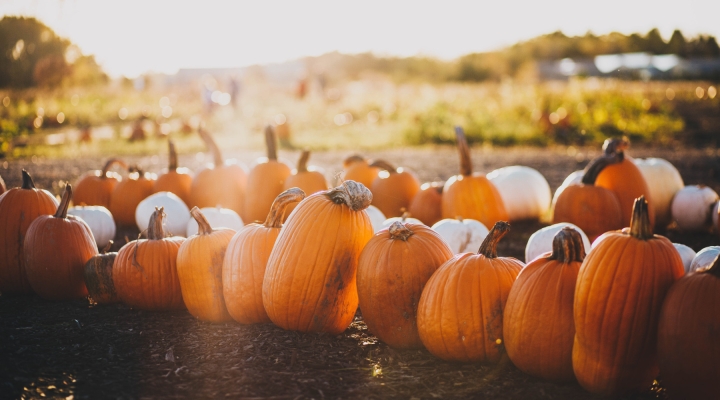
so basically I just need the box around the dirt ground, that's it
[1,145,719,399]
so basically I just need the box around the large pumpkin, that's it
[504,227,586,382]
[416,221,524,362]
[262,181,374,335]
[223,188,305,324]
[73,158,127,208]
[24,185,98,300]
[108,167,156,227]
[369,159,421,218]
[244,125,292,223]
[154,139,193,206]
[357,221,453,349]
[282,150,327,219]
[572,197,684,396]
[442,127,508,227]
[0,170,59,295]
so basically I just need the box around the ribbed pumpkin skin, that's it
[190,164,247,214]
[154,170,193,206]
[408,182,443,227]
[417,251,523,362]
[657,268,720,400]
[244,162,292,223]
[263,192,373,335]
[109,174,155,227]
[0,176,58,295]
[442,174,508,228]
[357,223,453,349]
[371,170,420,218]
[552,184,623,241]
[84,252,119,304]
[595,157,654,229]
[573,231,684,395]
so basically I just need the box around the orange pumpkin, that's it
[282,150,327,219]
[416,221,523,362]
[113,207,185,310]
[73,158,127,208]
[108,167,156,227]
[244,125,292,223]
[84,242,119,304]
[370,160,421,218]
[177,207,235,321]
[357,221,453,349]
[573,197,684,396]
[442,127,508,227]
[408,181,444,226]
[223,188,305,324]
[154,140,193,206]
[504,227,586,382]
[0,170,59,295]
[24,185,98,300]
[263,181,374,335]
[341,154,380,188]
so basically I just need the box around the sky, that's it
[1,0,719,78]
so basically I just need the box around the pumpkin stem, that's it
[101,240,113,254]
[707,254,720,277]
[400,210,410,221]
[602,137,629,161]
[265,125,278,161]
[478,221,510,258]
[190,206,214,235]
[325,181,373,211]
[198,128,224,168]
[389,221,414,241]
[343,154,367,168]
[548,227,586,263]
[21,169,36,189]
[147,207,167,240]
[629,196,653,240]
[296,149,310,173]
[581,152,623,185]
[264,187,306,228]
[368,159,397,173]
[168,140,178,171]
[101,158,128,178]
[54,184,72,219]
[455,126,473,177]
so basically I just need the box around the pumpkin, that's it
[673,243,696,273]
[223,188,305,324]
[504,227,586,382]
[366,205,386,233]
[572,197,684,396]
[633,157,684,228]
[73,158,127,208]
[689,246,720,273]
[0,173,5,195]
[177,207,236,321]
[341,154,380,189]
[594,137,655,229]
[379,211,423,231]
[713,201,719,233]
[671,185,718,232]
[357,221,453,349]
[658,254,720,400]
[282,149,327,219]
[24,185,98,300]
[154,139,193,206]
[525,222,591,264]
[135,191,190,237]
[487,166,551,221]
[552,154,623,241]
[84,242,119,304]
[442,127,508,227]
[244,125,292,223]
[113,207,185,310]
[68,205,116,249]
[0,170,59,295]
[263,181,374,335]
[189,128,248,216]
[108,167,156,227]
[416,221,524,362]
[186,206,244,237]
[369,160,421,218]
[408,181,443,227]
[552,169,584,206]
[431,217,489,255]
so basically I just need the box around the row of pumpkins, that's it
[0,127,718,399]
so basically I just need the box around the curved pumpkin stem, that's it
[343,154,367,168]
[581,152,623,185]
[190,207,214,235]
[198,128,224,168]
[265,125,278,161]
[389,221,413,241]
[707,254,720,278]
[368,159,397,173]
[101,240,114,254]
[296,149,310,173]
[168,140,178,171]
[548,227,586,263]
[264,187,306,228]
[421,181,444,194]
[325,181,373,212]
[21,169,36,189]
[101,158,128,178]
[629,196,653,240]
[455,126,473,177]
[147,207,167,240]
[55,184,72,219]
[602,137,629,161]
[478,221,510,259]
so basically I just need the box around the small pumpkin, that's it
[341,154,380,189]
[154,139,193,206]
[369,160,421,218]
[84,242,119,304]
[671,185,718,232]
[244,125,292,223]
[73,158,127,208]
[135,191,190,237]
[524,222,591,264]
[689,246,720,273]
[68,205,116,249]
[431,217,489,255]
[673,243,696,273]
[108,167,156,227]
[633,157,684,228]
[282,149,327,219]
[408,181,444,227]
[487,166,552,221]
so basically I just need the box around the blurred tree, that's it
[667,30,687,56]
[645,28,667,54]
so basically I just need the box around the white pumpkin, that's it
[525,222,592,264]
[634,158,684,228]
[431,218,489,254]
[136,191,190,237]
[379,215,424,231]
[670,185,719,232]
[186,206,244,237]
[67,205,116,249]
[365,205,387,233]
[673,243,697,274]
[712,201,719,232]
[689,246,720,273]
[487,166,552,221]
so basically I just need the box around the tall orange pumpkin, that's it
[108,167,155,227]
[154,140,193,206]
[0,170,59,295]
[416,221,523,362]
[262,181,374,335]
[282,150,327,219]
[24,185,98,300]
[442,127,508,227]
[504,227,586,382]
[223,188,305,324]
[573,197,684,396]
[177,207,235,322]
[73,158,127,208]
[369,160,421,218]
[113,207,185,310]
[357,221,453,349]
[341,154,380,189]
[244,125,292,223]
